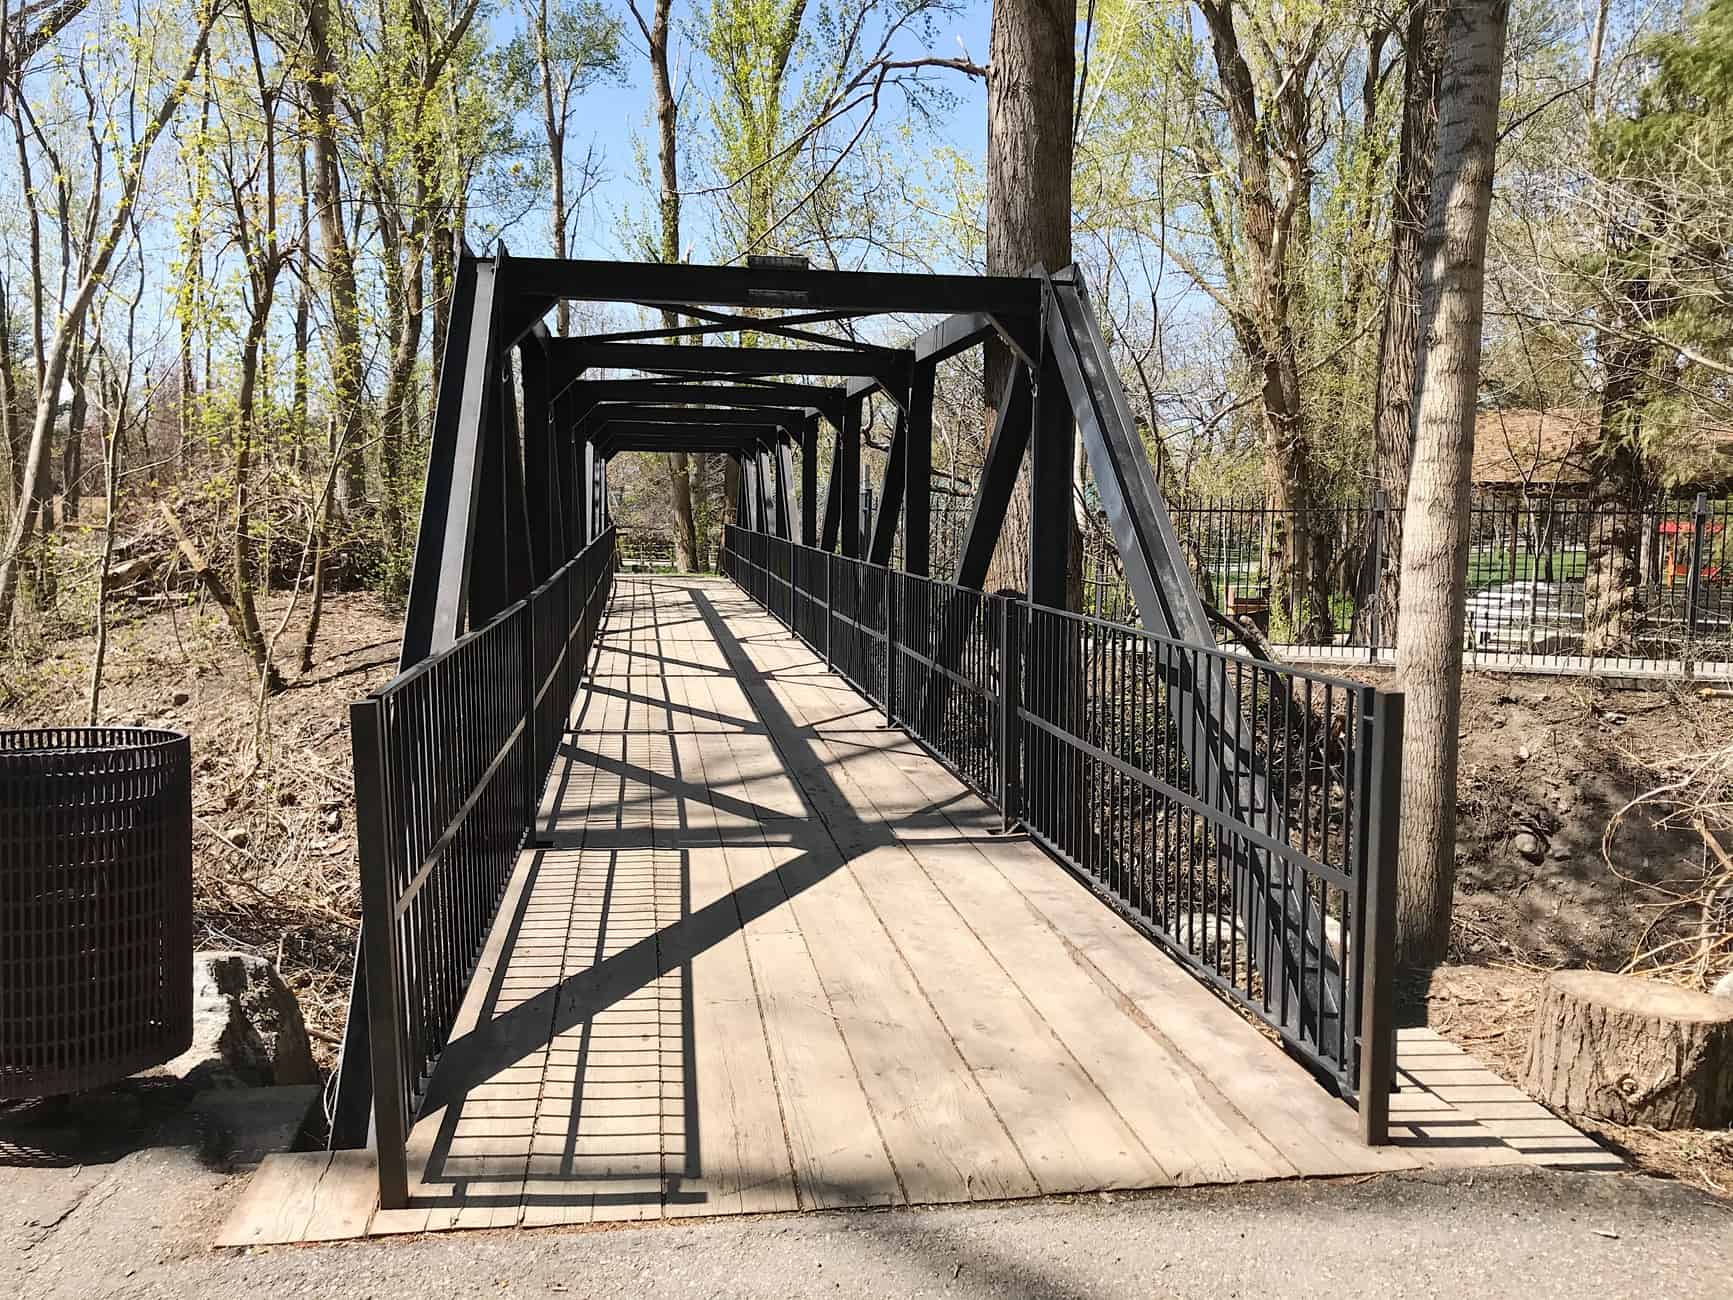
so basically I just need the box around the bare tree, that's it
[986,0,1078,603]
[628,0,700,570]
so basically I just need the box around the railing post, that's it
[883,570,898,725]
[998,596,1022,832]
[1357,689,1403,1146]
[520,599,540,839]
[1685,491,1708,675]
[1368,488,1386,659]
[823,553,833,666]
[350,698,410,1209]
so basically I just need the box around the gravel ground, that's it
[10,1157,1732,1300]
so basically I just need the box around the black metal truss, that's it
[333,244,1280,1152]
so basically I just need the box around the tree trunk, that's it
[88,375,123,723]
[379,230,425,575]
[305,0,367,514]
[986,0,1077,600]
[0,271,20,519]
[641,0,698,568]
[230,301,284,692]
[1392,0,1509,971]
[1582,302,1656,655]
[1524,970,1733,1129]
[1367,0,1447,647]
[58,326,87,523]
[292,135,312,470]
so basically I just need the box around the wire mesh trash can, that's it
[1,728,194,1099]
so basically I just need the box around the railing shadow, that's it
[403,575,980,1217]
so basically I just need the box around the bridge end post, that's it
[351,699,410,1209]
[1357,689,1404,1145]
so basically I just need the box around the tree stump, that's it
[1523,970,1733,1129]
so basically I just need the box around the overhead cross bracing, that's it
[333,242,1417,1215]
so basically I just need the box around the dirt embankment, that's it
[1387,671,1733,1193]
[2,592,402,1068]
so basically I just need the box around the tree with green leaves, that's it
[0,0,223,631]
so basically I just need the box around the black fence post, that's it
[1686,491,1708,675]
[1357,689,1404,1146]
[350,699,410,1208]
[520,600,540,838]
[883,570,898,725]
[1368,488,1386,658]
[998,597,1021,833]
[822,553,833,667]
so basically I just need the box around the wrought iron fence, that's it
[722,525,1402,1140]
[351,526,616,1207]
[1063,491,1733,676]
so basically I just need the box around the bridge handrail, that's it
[721,524,1402,1143]
[351,525,616,1208]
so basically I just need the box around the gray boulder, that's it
[161,952,317,1089]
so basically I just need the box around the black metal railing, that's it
[351,526,616,1206]
[722,525,1402,1141]
[1059,490,1733,675]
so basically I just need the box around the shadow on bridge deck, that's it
[219,576,1619,1244]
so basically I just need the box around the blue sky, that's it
[484,0,996,267]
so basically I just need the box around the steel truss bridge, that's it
[329,248,1408,1214]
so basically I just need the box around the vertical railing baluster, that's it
[1357,689,1403,1145]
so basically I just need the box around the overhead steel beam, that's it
[553,340,900,380]
[558,380,847,430]
[577,403,808,440]
[593,421,779,457]
[911,311,997,365]
[499,256,1043,317]
[604,439,766,455]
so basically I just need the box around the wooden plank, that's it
[729,582,1407,1184]
[663,729,802,1218]
[683,637,904,1212]
[214,1151,332,1247]
[698,599,1039,1206]
[300,1149,380,1242]
[751,637,1291,1187]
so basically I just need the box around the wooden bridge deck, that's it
[374,575,1422,1232]
[222,576,1621,1245]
